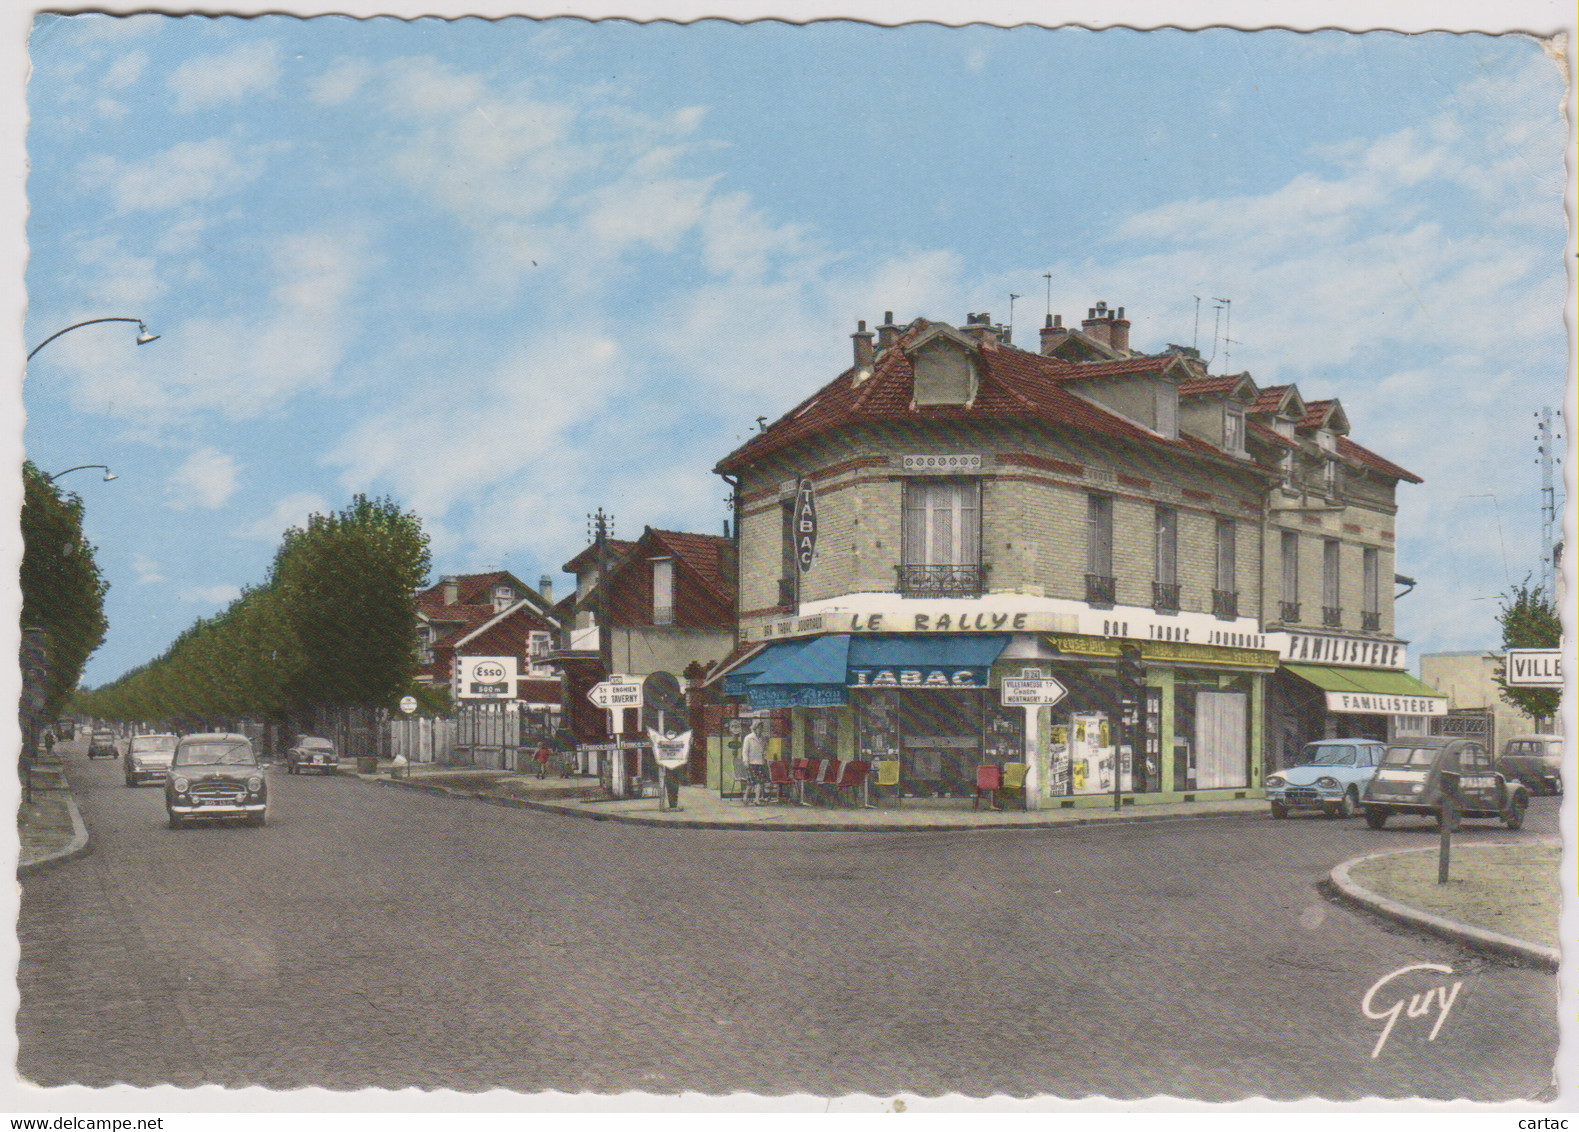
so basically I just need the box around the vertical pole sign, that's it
[999,667,1067,810]
[795,477,817,572]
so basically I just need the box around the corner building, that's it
[713,305,1432,808]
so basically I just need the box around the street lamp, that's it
[43,464,117,485]
[27,317,159,361]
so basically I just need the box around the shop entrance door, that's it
[898,690,982,796]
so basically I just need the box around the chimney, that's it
[963,312,998,349]
[1039,313,1068,356]
[851,319,875,370]
[1082,302,1113,349]
[876,310,902,350]
[1110,305,1130,354]
[538,574,553,603]
[441,576,459,605]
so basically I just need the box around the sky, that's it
[18,10,1573,687]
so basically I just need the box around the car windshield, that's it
[1381,746,1438,768]
[1301,744,1357,766]
[1508,740,1562,757]
[299,738,334,751]
[130,736,176,752]
[173,740,257,767]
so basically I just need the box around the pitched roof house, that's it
[415,571,562,707]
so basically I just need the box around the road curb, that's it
[1328,844,1560,970]
[17,785,92,877]
[363,773,1266,833]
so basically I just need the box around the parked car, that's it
[285,736,339,775]
[165,733,268,829]
[86,729,119,759]
[124,733,178,786]
[1362,736,1528,830]
[1264,738,1385,819]
[1497,734,1563,796]
[56,719,75,740]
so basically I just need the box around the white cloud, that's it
[79,137,264,214]
[101,49,147,90]
[66,234,167,309]
[131,554,165,585]
[167,40,281,111]
[179,584,242,606]
[232,492,331,542]
[165,447,240,510]
[309,57,372,105]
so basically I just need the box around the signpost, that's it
[1000,668,1067,810]
[1505,648,1564,687]
[647,728,693,811]
[399,695,417,715]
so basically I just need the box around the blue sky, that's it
[19,12,1572,687]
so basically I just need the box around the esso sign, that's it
[474,661,507,682]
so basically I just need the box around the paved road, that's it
[18,739,1560,1100]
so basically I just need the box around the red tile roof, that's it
[1247,420,1297,450]
[645,528,737,604]
[562,539,637,574]
[1339,436,1422,484]
[715,320,1251,474]
[416,571,531,611]
[1178,374,1245,396]
[1251,384,1296,415]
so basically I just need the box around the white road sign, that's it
[399,695,418,714]
[1000,669,1068,707]
[588,675,644,710]
[1505,648,1564,687]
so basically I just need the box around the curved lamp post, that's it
[28,317,159,361]
[44,464,117,485]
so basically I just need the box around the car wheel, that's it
[1270,800,1288,819]
[167,812,184,830]
[1503,793,1527,830]
[247,811,267,828]
[1337,789,1358,819]
[1364,807,1389,830]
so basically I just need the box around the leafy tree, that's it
[21,462,109,722]
[1494,580,1562,722]
[271,494,431,712]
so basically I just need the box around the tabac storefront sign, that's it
[794,477,817,571]
[1048,635,1279,670]
[848,667,987,688]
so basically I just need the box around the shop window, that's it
[899,479,983,597]
[1085,494,1115,605]
[1176,684,1249,790]
[1323,539,1342,627]
[1280,531,1300,622]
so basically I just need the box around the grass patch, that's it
[1349,844,1560,947]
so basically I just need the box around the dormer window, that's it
[651,557,675,625]
[1224,408,1245,455]
[1273,418,1295,440]
[1316,429,1337,453]
[911,341,977,406]
[492,584,514,612]
[1155,383,1179,439]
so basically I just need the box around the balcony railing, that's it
[1361,610,1381,631]
[776,576,797,610]
[1211,589,1239,620]
[1279,601,1301,623]
[1322,606,1343,627]
[1085,573,1117,607]
[1151,581,1181,613]
[896,563,987,599]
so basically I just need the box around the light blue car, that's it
[1265,738,1385,819]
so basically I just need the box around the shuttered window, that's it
[1280,531,1299,605]
[1216,518,1236,593]
[1155,506,1178,586]
[1363,547,1380,614]
[902,480,980,565]
[1087,494,1114,577]
[1323,540,1341,609]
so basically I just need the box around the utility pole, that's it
[1536,408,1563,596]
[591,508,615,687]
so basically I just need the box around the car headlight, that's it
[172,776,189,794]
[1409,783,1424,794]
[1266,775,1285,788]
[247,775,264,792]
[1316,776,1339,789]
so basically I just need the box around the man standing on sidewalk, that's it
[741,719,768,805]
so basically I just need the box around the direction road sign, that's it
[588,675,644,710]
[1000,669,1068,707]
[1506,648,1564,687]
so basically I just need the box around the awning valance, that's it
[1284,664,1447,716]
[847,633,1010,689]
[728,635,852,707]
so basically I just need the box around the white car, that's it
[1265,739,1385,819]
[124,733,177,786]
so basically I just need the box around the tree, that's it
[1494,580,1562,722]
[21,461,109,722]
[271,494,431,713]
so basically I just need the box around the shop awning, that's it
[733,635,852,708]
[847,634,1010,689]
[1284,664,1448,716]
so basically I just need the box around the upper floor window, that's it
[417,624,434,665]
[492,584,515,612]
[1362,547,1381,630]
[1085,494,1115,606]
[1155,383,1179,439]
[1322,539,1342,626]
[1280,531,1300,621]
[1224,408,1245,455]
[1322,457,1341,497]
[778,501,798,609]
[899,480,983,597]
[1153,506,1180,612]
[1215,518,1236,594]
[528,631,553,676]
[651,557,675,625]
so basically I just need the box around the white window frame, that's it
[902,479,981,567]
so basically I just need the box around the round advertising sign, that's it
[399,695,418,715]
[473,661,507,682]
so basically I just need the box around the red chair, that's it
[809,758,842,805]
[767,759,793,803]
[834,759,871,807]
[792,758,817,805]
[975,765,1004,811]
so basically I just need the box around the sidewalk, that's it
[350,759,1271,832]
[1330,842,1561,970]
[16,748,91,874]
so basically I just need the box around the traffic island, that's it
[1329,842,1560,969]
[17,752,91,874]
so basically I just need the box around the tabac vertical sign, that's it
[795,477,817,572]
